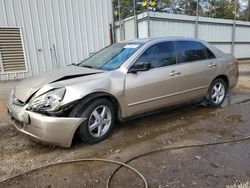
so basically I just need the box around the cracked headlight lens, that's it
[28,88,66,112]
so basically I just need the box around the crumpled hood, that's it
[14,66,103,103]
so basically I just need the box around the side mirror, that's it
[129,62,151,74]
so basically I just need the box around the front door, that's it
[125,41,182,116]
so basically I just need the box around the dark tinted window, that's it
[205,47,216,59]
[175,41,207,63]
[135,41,176,68]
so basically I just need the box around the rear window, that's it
[175,41,207,63]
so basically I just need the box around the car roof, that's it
[126,36,206,44]
[124,36,225,59]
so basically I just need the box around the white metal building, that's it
[116,12,250,60]
[0,0,113,80]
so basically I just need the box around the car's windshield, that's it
[78,42,143,71]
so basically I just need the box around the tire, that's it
[206,78,227,107]
[71,98,115,144]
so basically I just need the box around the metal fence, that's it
[115,12,250,59]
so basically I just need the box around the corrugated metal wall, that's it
[149,13,196,38]
[0,0,113,80]
[124,17,136,41]
[116,12,250,59]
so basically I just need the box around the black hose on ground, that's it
[1,136,250,188]
[106,135,250,187]
[0,158,148,188]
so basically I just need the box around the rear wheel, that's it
[73,98,115,144]
[206,78,227,107]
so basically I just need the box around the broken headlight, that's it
[28,88,66,112]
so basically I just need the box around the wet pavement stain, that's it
[110,141,250,188]
[225,115,244,123]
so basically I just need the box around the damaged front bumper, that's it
[7,102,86,148]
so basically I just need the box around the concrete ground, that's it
[0,64,250,188]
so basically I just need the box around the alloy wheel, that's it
[211,82,225,104]
[88,105,112,138]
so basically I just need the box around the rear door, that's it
[125,41,183,116]
[174,40,218,101]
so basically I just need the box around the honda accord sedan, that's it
[8,37,239,147]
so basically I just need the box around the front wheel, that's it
[74,98,115,144]
[206,78,227,107]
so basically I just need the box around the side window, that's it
[205,47,216,59]
[175,41,207,63]
[135,41,176,68]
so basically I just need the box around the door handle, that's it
[175,71,181,75]
[169,71,181,76]
[209,63,217,68]
[169,71,176,76]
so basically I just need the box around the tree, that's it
[112,0,249,21]
[113,0,173,21]
[112,0,133,21]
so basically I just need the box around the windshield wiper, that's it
[81,65,94,69]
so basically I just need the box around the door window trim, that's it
[204,46,216,60]
[127,41,178,73]
[174,40,213,65]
